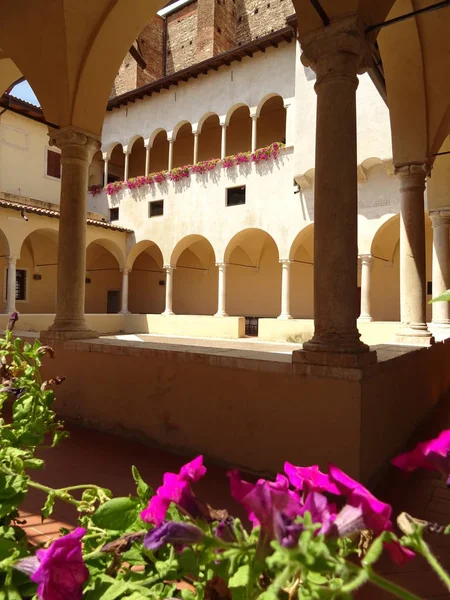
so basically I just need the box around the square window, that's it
[46,149,61,179]
[226,186,246,207]
[149,200,164,217]
[6,269,27,301]
[109,207,119,221]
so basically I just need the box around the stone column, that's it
[278,259,292,319]
[44,126,100,340]
[102,152,108,186]
[251,113,258,152]
[144,141,151,177]
[430,209,450,327]
[358,255,373,322]
[283,101,293,146]
[168,137,174,171]
[193,131,199,164]
[395,164,433,344]
[163,266,174,315]
[220,120,227,159]
[6,256,17,314]
[215,263,228,317]
[120,268,131,314]
[300,18,373,359]
[123,150,130,181]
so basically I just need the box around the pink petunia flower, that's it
[392,430,450,484]
[15,528,88,600]
[140,455,206,525]
[284,462,340,496]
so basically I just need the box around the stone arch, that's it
[172,122,194,169]
[16,228,59,313]
[85,238,124,314]
[127,240,165,315]
[197,113,221,163]
[171,120,192,141]
[224,228,281,318]
[171,235,217,315]
[127,135,146,178]
[289,224,314,319]
[89,149,104,186]
[149,129,169,173]
[108,143,125,181]
[257,94,286,148]
[226,104,252,156]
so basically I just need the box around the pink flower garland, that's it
[94,143,284,197]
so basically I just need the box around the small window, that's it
[427,281,432,295]
[226,186,246,207]
[6,269,27,301]
[149,200,164,218]
[109,207,119,221]
[47,149,61,179]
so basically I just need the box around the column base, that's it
[357,315,373,322]
[214,311,228,317]
[293,348,377,369]
[278,314,293,320]
[303,329,370,355]
[41,318,99,341]
[162,310,174,316]
[431,320,450,328]
[393,327,435,346]
[119,310,130,315]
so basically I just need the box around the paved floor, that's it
[19,391,450,598]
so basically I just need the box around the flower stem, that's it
[417,538,450,591]
[367,567,423,600]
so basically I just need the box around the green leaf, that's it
[84,574,128,600]
[132,466,152,504]
[92,497,140,531]
[0,584,22,600]
[23,458,44,470]
[228,564,250,588]
[430,290,450,303]
[41,494,56,520]
[0,476,28,500]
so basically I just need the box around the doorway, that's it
[107,290,120,313]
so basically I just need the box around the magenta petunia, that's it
[143,521,205,551]
[228,470,302,537]
[284,462,340,496]
[328,465,392,534]
[140,456,207,525]
[16,528,88,600]
[300,491,337,534]
[392,430,450,484]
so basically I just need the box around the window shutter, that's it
[47,150,61,178]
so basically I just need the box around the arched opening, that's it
[173,122,194,168]
[370,215,400,321]
[16,229,58,313]
[227,105,251,156]
[257,95,286,148]
[198,114,221,162]
[128,136,146,178]
[149,130,169,173]
[128,241,165,314]
[85,240,122,313]
[171,236,217,315]
[89,150,104,186]
[108,143,125,182]
[225,229,280,319]
[289,225,314,318]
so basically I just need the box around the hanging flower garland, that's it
[93,142,284,197]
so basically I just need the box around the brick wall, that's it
[166,2,198,74]
[236,0,294,44]
[111,0,294,95]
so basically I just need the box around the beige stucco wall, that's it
[123,314,245,338]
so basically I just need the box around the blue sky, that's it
[10,81,40,106]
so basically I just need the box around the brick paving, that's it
[19,390,450,598]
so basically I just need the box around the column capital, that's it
[300,17,371,85]
[7,256,18,264]
[216,262,228,269]
[120,267,131,274]
[49,126,100,163]
[358,254,373,266]
[395,162,430,192]
[219,118,227,127]
[279,259,292,266]
[430,208,450,228]
[102,152,108,161]
[164,265,175,273]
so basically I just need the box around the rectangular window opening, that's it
[6,269,27,301]
[149,200,164,218]
[46,149,61,179]
[109,207,119,221]
[226,186,246,207]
